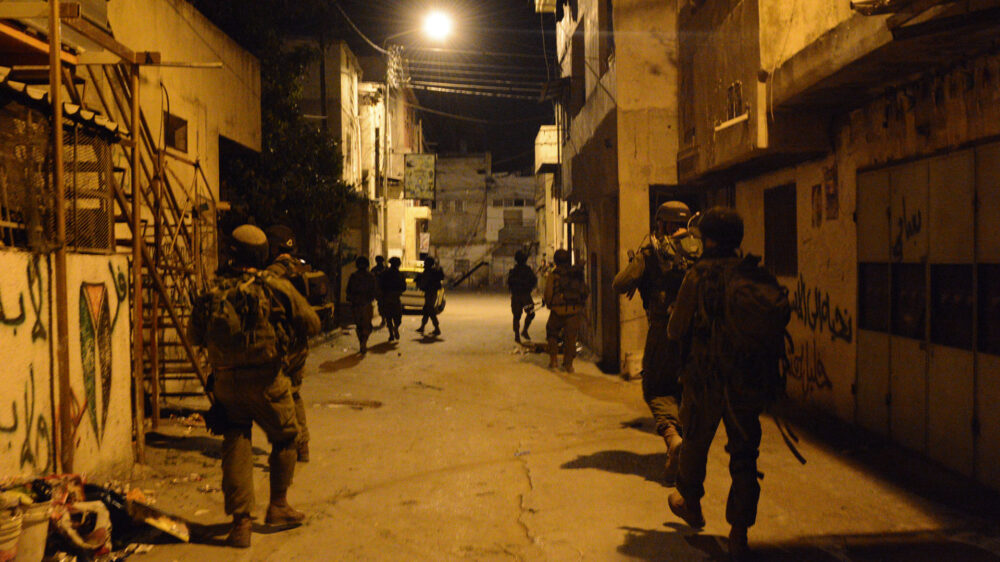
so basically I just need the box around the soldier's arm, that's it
[612,251,645,294]
[667,269,698,340]
[543,273,554,306]
[269,277,321,337]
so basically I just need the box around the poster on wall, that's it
[404,154,436,200]
[811,184,823,228]
[824,165,839,220]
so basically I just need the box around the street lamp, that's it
[421,10,453,43]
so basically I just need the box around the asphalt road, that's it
[138,291,1000,561]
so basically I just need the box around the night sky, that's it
[335,0,557,173]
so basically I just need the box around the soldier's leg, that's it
[221,426,255,516]
[562,313,581,371]
[511,301,523,342]
[359,304,373,350]
[291,382,309,462]
[522,306,535,336]
[642,319,683,441]
[676,381,724,507]
[721,389,764,530]
[545,313,563,368]
[247,374,304,525]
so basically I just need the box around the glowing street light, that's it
[421,10,453,43]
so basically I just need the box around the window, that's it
[492,199,503,207]
[763,183,797,277]
[726,81,744,121]
[164,112,188,153]
[503,209,523,227]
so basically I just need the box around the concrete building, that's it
[431,154,537,288]
[0,0,260,478]
[675,0,1000,493]
[537,0,691,371]
[534,125,567,266]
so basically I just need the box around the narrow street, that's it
[138,292,1000,561]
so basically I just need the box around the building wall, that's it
[0,251,133,479]
[757,0,855,71]
[734,48,1000,492]
[107,0,262,192]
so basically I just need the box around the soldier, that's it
[507,250,538,343]
[190,224,320,548]
[265,226,313,463]
[612,201,701,484]
[379,256,406,342]
[371,255,387,330]
[415,256,444,336]
[665,207,763,562]
[543,249,588,373]
[346,256,377,353]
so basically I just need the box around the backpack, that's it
[508,264,537,294]
[695,254,791,399]
[552,266,588,309]
[192,272,289,369]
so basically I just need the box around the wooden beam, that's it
[63,15,134,62]
[0,2,80,19]
[0,21,77,65]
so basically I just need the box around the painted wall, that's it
[734,48,1000,492]
[0,251,133,479]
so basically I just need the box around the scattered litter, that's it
[408,381,443,391]
[515,450,530,457]
[197,484,221,493]
[322,399,383,410]
[168,473,202,485]
[179,413,205,427]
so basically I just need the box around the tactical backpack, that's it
[551,266,588,312]
[694,254,791,400]
[508,264,537,294]
[191,272,289,370]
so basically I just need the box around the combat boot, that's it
[668,491,705,529]
[729,525,750,561]
[265,502,306,526]
[521,329,531,341]
[226,514,252,548]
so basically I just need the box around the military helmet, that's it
[553,249,571,265]
[424,256,436,267]
[230,224,269,268]
[514,250,528,264]
[388,256,401,267]
[355,256,369,269]
[265,224,296,256]
[655,201,692,225]
[698,207,744,250]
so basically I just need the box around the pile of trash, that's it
[0,475,190,561]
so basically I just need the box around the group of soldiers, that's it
[190,203,767,558]
[517,203,768,561]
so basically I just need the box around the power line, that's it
[410,80,541,94]
[404,102,550,125]
[405,46,549,60]
[409,84,538,100]
[407,74,546,89]
[332,1,388,55]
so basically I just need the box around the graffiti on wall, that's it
[791,275,854,343]
[0,367,53,473]
[786,339,833,398]
[78,262,127,445]
[891,195,923,261]
[0,257,47,339]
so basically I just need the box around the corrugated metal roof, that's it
[0,65,120,138]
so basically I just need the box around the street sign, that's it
[404,153,436,200]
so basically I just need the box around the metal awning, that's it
[0,65,120,137]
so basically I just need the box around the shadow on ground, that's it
[145,431,267,459]
[617,526,1000,561]
[561,450,668,486]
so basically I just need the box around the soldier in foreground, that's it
[416,256,445,336]
[371,255,387,330]
[264,226,313,463]
[665,207,789,561]
[190,225,320,548]
[612,201,701,484]
[346,256,377,353]
[378,256,406,342]
[543,249,588,372]
[507,250,538,343]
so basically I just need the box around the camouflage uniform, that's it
[507,260,537,342]
[613,231,701,462]
[378,262,406,341]
[190,270,320,518]
[346,267,377,351]
[266,254,312,457]
[667,248,766,532]
[543,261,588,371]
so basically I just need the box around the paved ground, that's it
[135,291,1000,561]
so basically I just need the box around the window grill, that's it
[0,99,115,253]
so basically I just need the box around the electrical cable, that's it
[332,1,389,55]
[409,84,538,100]
[403,102,550,125]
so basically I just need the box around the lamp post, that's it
[380,10,453,257]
